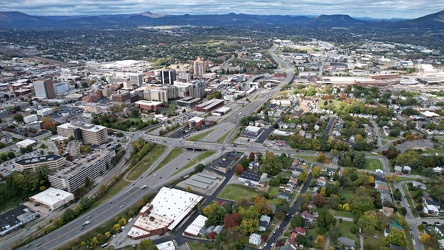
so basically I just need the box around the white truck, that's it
[83,221,90,226]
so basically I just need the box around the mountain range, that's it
[0,10,443,29]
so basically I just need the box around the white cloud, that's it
[1,0,443,18]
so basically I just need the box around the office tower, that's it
[160,70,176,85]
[33,79,55,99]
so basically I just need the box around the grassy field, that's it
[151,147,184,174]
[217,184,260,201]
[338,189,355,201]
[173,150,216,175]
[330,209,355,219]
[337,221,359,246]
[297,155,318,163]
[126,145,167,180]
[364,159,383,170]
[216,129,232,143]
[91,179,131,209]
[188,129,214,141]
[187,242,212,250]
[268,186,280,197]
[318,99,343,109]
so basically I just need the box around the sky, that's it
[2,0,444,19]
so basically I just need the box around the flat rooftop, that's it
[0,205,32,232]
[30,187,73,205]
[15,155,63,166]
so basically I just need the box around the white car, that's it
[413,240,416,245]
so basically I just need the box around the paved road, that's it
[396,181,424,250]
[264,174,312,249]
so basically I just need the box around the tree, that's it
[420,234,431,243]
[249,152,255,161]
[7,151,15,159]
[12,114,24,123]
[383,228,407,247]
[105,231,111,238]
[317,153,327,163]
[393,189,402,201]
[235,164,244,176]
[317,210,335,233]
[254,196,271,214]
[91,237,99,248]
[240,157,250,168]
[297,171,308,183]
[312,166,322,178]
[290,214,305,228]
[80,144,92,154]
[240,218,259,235]
[113,223,121,232]
[224,213,242,228]
[351,195,374,216]
[138,239,158,250]
[315,235,326,248]
[357,211,378,234]
[209,231,217,240]
[313,193,327,207]
[205,203,227,226]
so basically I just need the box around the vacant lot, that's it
[217,184,260,201]
[364,159,382,170]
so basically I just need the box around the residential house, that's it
[435,225,444,237]
[332,156,339,164]
[380,191,394,205]
[337,237,356,249]
[375,181,389,192]
[394,166,402,174]
[249,233,262,246]
[403,166,411,174]
[433,167,443,174]
[292,227,306,236]
[278,192,291,201]
[248,161,260,170]
[424,199,440,216]
[258,215,271,232]
[316,176,327,187]
[301,211,314,223]
[412,181,427,190]
[382,206,394,217]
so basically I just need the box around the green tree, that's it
[291,214,305,228]
[91,237,99,248]
[312,166,322,178]
[317,210,335,233]
[138,239,158,250]
[383,228,407,247]
[297,171,308,183]
[240,218,259,235]
[317,153,327,163]
[205,203,227,226]
[357,210,378,234]
[351,195,374,216]
[12,113,24,123]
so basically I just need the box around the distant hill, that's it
[406,10,444,27]
[0,10,443,29]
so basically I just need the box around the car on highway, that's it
[142,185,147,189]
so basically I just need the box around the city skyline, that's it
[2,0,443,19]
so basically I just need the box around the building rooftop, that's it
[239,170,262,182]
[15,155,63,166]
[52,150,113,178]
[0,205,32,232]
[129,187,203,238]
[30,187,73,206]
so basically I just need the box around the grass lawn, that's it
[330,209,355,219]
[188,129,215,141]
[364,159,382,170]
[126,145,167,180]
[402,184,415,208]
[216,129,232,143]
[151,147,184,174]
[120,139,129,144]
[173,150,216,175]
[127,118,142,123]
[382,135,399,141]
[338,189,354,201]
[268,186,280,197]
[307,224,321,240]
[318,99,342,109]
[91,179,131,209]
[187,241,212,250]
[337,221,359,246]
[217,184,260,201]
[422,148,444,154]
[382,139,389,145]
[297,155,318,163]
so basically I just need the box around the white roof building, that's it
[156,241,176,250]
[184,215,208,237]
[16,139,37,149]
[29,187,74,210]
[128,187,204,239]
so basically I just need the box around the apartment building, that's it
[14,155,66,172]
[48,149,115,192]
[57,122,108,145]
